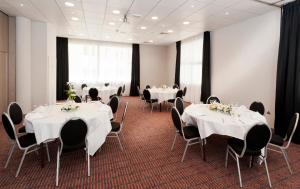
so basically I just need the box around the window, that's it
[180,34,203,103]
[68,39,132,94]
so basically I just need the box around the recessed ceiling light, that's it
[225,12,229,15]
[105,36,110,39]
[151,16,158,20]
[65,2,74,7]
[167,30,173,33]
[71,17,79,21]
[148,40,154,43]
[112,10,120,14]
[109,22,115,25]
[128,38,133,41]
[183,21,190,25]
[20,3,24,7]
[191,5,195,8]
[140,26,147,30]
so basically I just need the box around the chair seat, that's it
[270,134,284,146]
[183,126,200,139]
[168,99,175,103]
[146,99,158,103]
[111,121,121,132]
[18,126,26,133]
[228,138,261,156]
[18,133,37,148]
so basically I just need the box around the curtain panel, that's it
[130,44,140,96]
[275,0,300,143]
[56,37,69,100]
[200,31,211,103]
[175,41,181,86]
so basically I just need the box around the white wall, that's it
[211,10,281,127]
[140,44,168,88]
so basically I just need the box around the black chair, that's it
[2,113,50,177]
[143,89,158,113]
[74,95,82,103]
[225,124,272,188]
[88,88,101,101]
[250,101,265,115]
[171,107,204,162]
[108,102,128,151]
[117,86,123,96]
[206,96,221,104]
[104,83,109,87]
[56,118,89,186]
[8,102,26,133]
[81,83,87,89]
[173,84,179,89]
[183,86,187,97]
[267,113,299,174]
[145,85,151,89]
[108,96,119,120]
[168,90,183,104]
[175,97,184,115]
[122,84,125,94]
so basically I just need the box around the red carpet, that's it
[0,97,300,188]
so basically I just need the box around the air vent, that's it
[160,32,169,35]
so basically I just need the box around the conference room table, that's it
[148,87,178,111]
[182,104,268,160]
[24,101,113,167]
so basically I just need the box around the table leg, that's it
[202,140,206,161]
[40,143,45,168]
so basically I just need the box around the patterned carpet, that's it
[0,97,300,189]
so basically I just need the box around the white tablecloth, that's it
[81,86,117,103]
[24,102,113,156]
[148,88,178,103]
[181,104,268,140]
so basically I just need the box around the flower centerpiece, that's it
[66,82,76,101]
[208,102,233,115]
[61,82,79,112]
[162,84,167,89]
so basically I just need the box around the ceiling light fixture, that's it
[183,21,190,25]
[151,16,158,20]
[225,12,229,15]
[65,2,74,7]
[148,40,154,43]
[71,17,79,21]
[167,30,173,33]
[105,36,110,39]
[128,38,133,41]
[20,3,24,7]
[112,10,120,14]
[140,26,147,30]
[191,5,195,8]
[109,22,115,25]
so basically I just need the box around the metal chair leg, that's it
[15,148,28,177]
[87,148,90,177]
[264,158,272,188]
[225,146,229,168]
[235,154,243,188]
[45,143,50,162]
[249,156,253,168]
[56,147,60,186]
[282,149,292,174]
[5,143,15,168]
[117,134,124,151]
[181,141,190,162]
[151,103,154,113]
[171,133,177,151]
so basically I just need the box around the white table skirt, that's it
[181,104,268,140]
[24,102,113,156]
[80,86,117,103]
[148,88,178,103]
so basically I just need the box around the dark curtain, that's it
[56,37,69,100]
[130,44,140,96]
[275,0,300,143]
[200,31,211,103]
[175,41,181,86]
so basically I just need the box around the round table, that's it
[82,86,117,103]
[148,87,178,103]
[24,102,113,156]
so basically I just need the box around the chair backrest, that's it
[206,96,221,104]
[171,107,183,132]
[108,96,119,114]
[145,85,150,89]
[175,97,184,115]
[241,124,271,157]
[183,86,187,96]
[8,102,23,125]
[89,88,99,101]
[81,83,87,89]
[120,102,129,129]
[250,101,265,115]
[285,113,299,148]
[2,113,17,141]
[117,86,122,96]
[60,118,88,151]
[173,84,179,89]
[143,89,151,100]
[176,90,183,98]
[74,96,82,103]
[122,84,125,93]
[104,83,109,87]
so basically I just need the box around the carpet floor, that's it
[0,97,300,189]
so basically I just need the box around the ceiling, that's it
[0,0,290,45]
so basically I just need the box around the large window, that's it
[180,34,203,103]
[68,39,132,94]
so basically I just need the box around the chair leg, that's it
[56,147,60,186]
[235,154,243,188]
[151,103,154,113]
[87,148,90,177]
[264,158,272,188]
[171,133,177,151]
[181,141,190,162]
[282,149,292,174]
[249,156,253,168]
[225,146,229,168]
[5,143,15,168]
[45,143,50,162]
[15,148,28,177]
[117,134,124,151]
[201,139,206,161]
